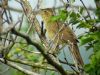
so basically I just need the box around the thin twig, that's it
[0,58,40,75]
[62,49,78,73]
[0,37,27,44]
[80,0,92,20]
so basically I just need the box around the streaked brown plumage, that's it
[39,8,84,68]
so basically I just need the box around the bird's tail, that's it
[68,41,84,70]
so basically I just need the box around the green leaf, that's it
[51,71,56,75]
[84,64,92,73]
[70,11,77,18]
[50,16,60,22]
[87,19,96,24]
[77,21,92,29]
[85,45,92,50]
[91,31,100,40]
[70,0,75,3]
[58,10,68,21]
[25,53,39,62]
[79,7,84,14]
[94,41,100,52]
[79,31,100,46]
[69,11,81,24]
[79,34,94,46]
[70,18,79,24]
[85,50,100,75]
[50,10,68,22]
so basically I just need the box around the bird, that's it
[39,8,84,69]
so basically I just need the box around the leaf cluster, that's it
[50,7,100,75]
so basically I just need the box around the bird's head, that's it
[40,8,53,16]
[39,8,54,23]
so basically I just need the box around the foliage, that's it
[51,6,100,75]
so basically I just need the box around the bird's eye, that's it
[44,10,47,13]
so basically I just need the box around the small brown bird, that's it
[39,8,84,68]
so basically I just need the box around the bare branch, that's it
[0,58,40,75]
[11,27,68,75]
[7,58,56,71]
[80,0,92,19]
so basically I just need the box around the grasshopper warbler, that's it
[39,8,84,67]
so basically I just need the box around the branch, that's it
[7,58,56,71]
[0,58,40,75]
[0,2,95,13]
[11,28,68,75]
[80,0,92,19]
[94,0,100,9]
